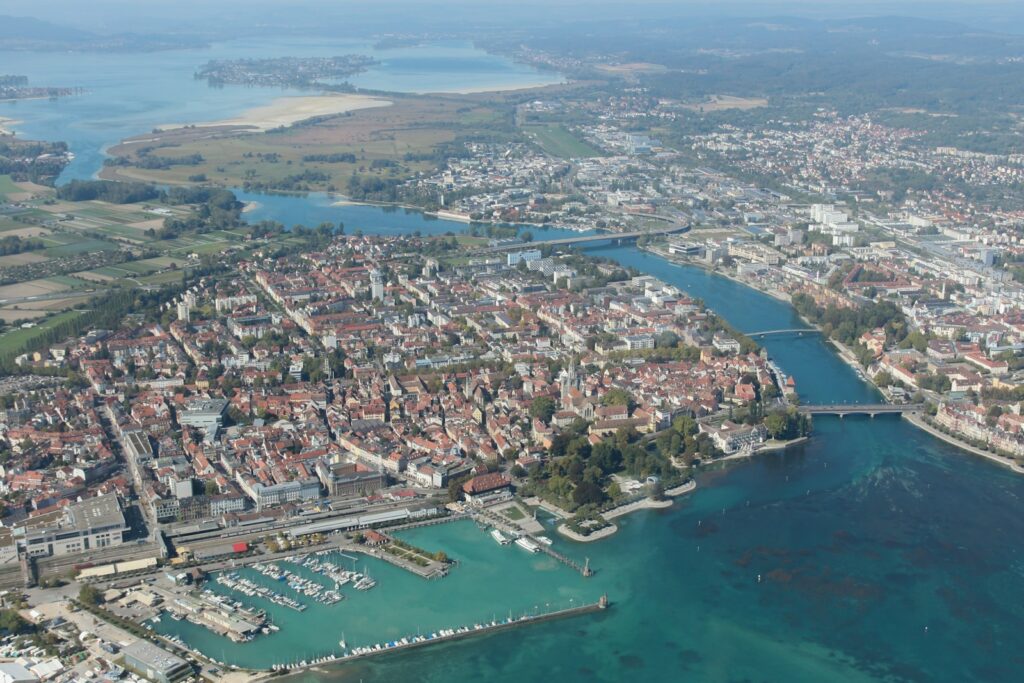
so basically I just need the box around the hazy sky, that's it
[1,1,1023,35]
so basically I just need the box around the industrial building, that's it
[121,640,191,683]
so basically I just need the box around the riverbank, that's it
[903,412,1024,474]
[642,244,791,304]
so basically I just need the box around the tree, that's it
[78,584,102,606]
[529,396,557,425]
[601,388,634,410]
[204,479,219,496]
[0,609,33,635]
[763,412,788,439]
[573,480,607,507]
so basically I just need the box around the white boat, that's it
[490,529,511,545]
[515,537,540,553]
[536,536,553,546]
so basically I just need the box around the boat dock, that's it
[473,510,593,577]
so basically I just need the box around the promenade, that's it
[904,412,1024,474]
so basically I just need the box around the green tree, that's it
[763,412,788,439]
[529,396,557,425]
[78,584,102,606]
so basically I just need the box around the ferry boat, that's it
[536,535,553,546]
[515,537,540,553]
[490,529,511,545]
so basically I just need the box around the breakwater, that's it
[272,596,609,676]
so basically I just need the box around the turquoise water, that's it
[234,202,1024,682]
[9,42,1024,680]
[0,38,562,182]
[156,521,600,668]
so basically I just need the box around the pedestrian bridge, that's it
[798,403,923,417]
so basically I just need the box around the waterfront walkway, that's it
[904,412,1024,474]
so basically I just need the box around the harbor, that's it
[143,519,603,672]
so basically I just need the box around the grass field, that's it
[524,124,602,159]
[136,270,184,286]
[0,309,85,357]
[44,237,121,257]
[0,175,20,199]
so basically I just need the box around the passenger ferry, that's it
[490,529,511,545]
[514,537,540,553]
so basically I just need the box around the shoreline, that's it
[0,116,21,136]
[711,436,811,464]
[556,480,698,543]
[155,93,393,133]
[903,412,1024,474]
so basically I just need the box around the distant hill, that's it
[0,14,205,52]
[0,15,94,43]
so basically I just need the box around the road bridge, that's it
[746,328,820,337]
[798,403,923,417]
[481,224,689,253]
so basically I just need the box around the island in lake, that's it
[195,55,380,89]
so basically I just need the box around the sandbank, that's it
[157,94,392,133]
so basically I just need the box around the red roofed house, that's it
[461,472,512,506]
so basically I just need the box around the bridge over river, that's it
[798,403,924,417]
[746,328,820,338]
[480,224,689,253]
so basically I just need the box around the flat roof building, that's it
[16,495,126,558]
[121,640,191,683]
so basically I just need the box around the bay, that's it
[0,37,562,182]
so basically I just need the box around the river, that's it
[160,199,1024,683]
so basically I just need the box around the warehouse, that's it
[121,640,191,683]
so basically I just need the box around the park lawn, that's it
[502,506,526,521]
[0,309,85,358]
[525,124,603,159]
[0,175,20,199]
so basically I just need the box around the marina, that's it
[151,520,601,671]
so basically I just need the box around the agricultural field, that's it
[524,124,603,159]
[33,200,190,244]
[0,252,50,266]
[43,236,122,257]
